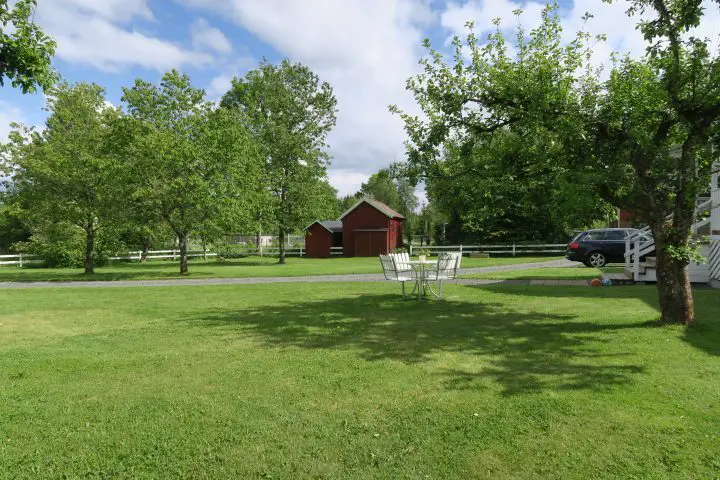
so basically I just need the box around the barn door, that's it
[354,231,387,257]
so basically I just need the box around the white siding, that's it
[712,164,720,235]
[711,164,720,287]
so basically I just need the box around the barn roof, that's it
[306,220,343,233]
[339,198,405,220]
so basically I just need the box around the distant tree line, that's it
[1,61,339,274]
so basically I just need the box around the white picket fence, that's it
[408,243,566,256]
[110,250,219,261]
[0,243,565,267]
[0,254,43,267]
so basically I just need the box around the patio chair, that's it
[426,252,461,298]
[390,252,412,273]
[379,254,415,298]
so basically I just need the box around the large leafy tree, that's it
[592,0,720,325]
[3,83,123,273]
[221,59,338,264]
[0,0,56,93]
[422,130,611,243]
[359,169,402,208]
[122,70,263,275]
[393,2,719,325]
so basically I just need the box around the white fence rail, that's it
[110,250,218,261]
[1,243,563,268]
[0,254,43,267]
[219,247,306,257]
[409,244,566,256]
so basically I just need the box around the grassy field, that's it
[1,282,719,478]
[462,266,625,280]
[0,256,561,282]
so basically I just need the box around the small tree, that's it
[3,83,123,273]
[221,59,338,264]
[0,0,56,93]
[122,70,263,275]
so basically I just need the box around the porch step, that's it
[602,272,635,285]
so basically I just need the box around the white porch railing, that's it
[624,199,714,279]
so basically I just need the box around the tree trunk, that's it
[654,245,695,325]
[84,225,95,275]
[140,243,149,263]
[278,227,286,264]
[650,217,696,325]
[178,233,189,275]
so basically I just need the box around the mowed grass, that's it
[1,283,719,478]
[0,256,561,282]
[462,266,625,280]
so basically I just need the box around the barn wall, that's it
[353,230,388,257]
[305,224,333,258]
[343,204,391,256]
[388,218,404,251]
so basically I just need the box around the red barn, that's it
[304,220,343,258]
[340,199,405,257]
[304,199,405,258]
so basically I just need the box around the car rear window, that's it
[583,231,605,241]
[569,232,585,242]
[604,230,627,240]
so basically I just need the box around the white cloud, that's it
[190,18,233,55]
[441,0,719,74]
[207,74,234,100]
[176,0,718,198]
[174,0,435,197]
[441,0,546,37]
[205,55,256,100]
[36,0,213,73]
[50,0,153,23]
[0,101,25,143]
[327,169,371,197]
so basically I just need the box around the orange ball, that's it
[590,278,602,287]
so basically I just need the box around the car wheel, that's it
[586,251,607,268]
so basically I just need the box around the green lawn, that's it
[462,266,625,280]
[1,282,719,478]
[0,256,561,282]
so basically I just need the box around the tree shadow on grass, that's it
[466,284,720,357]
[184,293,650,395]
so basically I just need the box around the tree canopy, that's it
[3,83,123,272]
[122,70,264,275]
[0,0,56,93]
[221,59,338,263]
[392,1,720,324]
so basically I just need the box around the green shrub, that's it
[15,222,84,267]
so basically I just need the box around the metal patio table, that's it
[406,260,438,300]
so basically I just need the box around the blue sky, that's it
[2,0,718,195]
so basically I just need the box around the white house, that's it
[625,164,720,288]
[710,165,720,288]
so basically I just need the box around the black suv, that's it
[566,228,648,267]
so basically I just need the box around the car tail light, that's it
[569,242,579,250]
